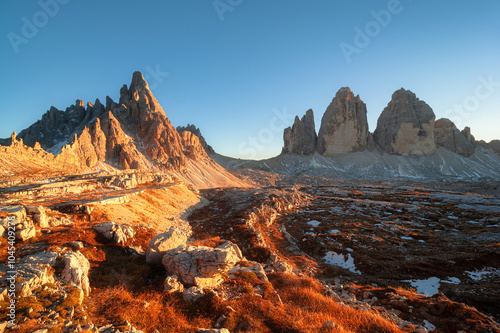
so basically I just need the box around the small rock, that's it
[322,321,338,329]
[67,241,84,250]
[197,329,230,333]
[164,276,184,293]
[183,286,204,303]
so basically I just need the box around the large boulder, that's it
[317,87,371,155]
[282,109,317,155]
[433,118,475,157]
[26,206,49,228]
[373,88,436,156]
[60,251,91,296]
[162,241,243,287]
[146,227,188,265]
[94,221,134,245]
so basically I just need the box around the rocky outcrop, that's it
[282,109,317,155]
[488,140,500,156]
[317,88,371,155]
[146,227,189,265]
[94,221,134,245]
[60,251,91,296]
[162,241,243,287]
[176,124,215,155]
[433,118,475,157]
[15,251,59,296]
[461,127,477,148]
[373,88,436,156]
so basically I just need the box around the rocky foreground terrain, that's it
[0,168,499,333]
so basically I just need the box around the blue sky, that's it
[1,1,499,159]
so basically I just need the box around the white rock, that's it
[15,226,36,241]
[163,241,242,286]
[164,276,185,293]
[146,227,188,265]
[60,251,91,296]
[94,221,134,245]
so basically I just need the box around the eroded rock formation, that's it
[317,87,371,155]
[433,118,475,157]
[282,109,317,155]
[176,124,215,155]
[373,88,436,156]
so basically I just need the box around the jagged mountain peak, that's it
[1,71,247,188]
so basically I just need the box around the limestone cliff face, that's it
[433,118,475,157]
[373,88,436,156]
[316,88,370,155]
[282,109,317,155]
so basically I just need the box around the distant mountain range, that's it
[190,87,500,181]
[2,73,499,183]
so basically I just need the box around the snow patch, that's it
[307,220,321,227]
[324,251,360,274]
[466,267,500,281]
[404,277,440,296]
[423,319,436,332]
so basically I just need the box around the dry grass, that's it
[87,285,211,333]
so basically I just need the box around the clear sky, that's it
[1,1,499,160]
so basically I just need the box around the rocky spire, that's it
[282,109,317,155]
[373,88,436,156]
[316,87,370,155]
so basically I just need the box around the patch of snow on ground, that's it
[466,267,500,281]
[401,236,413,240]
[307,220,321,227]
[442,277,461,284]
[324,251,360,274]
[423,319,436,332]
[404,277,441,296]
[329,229,341,234]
